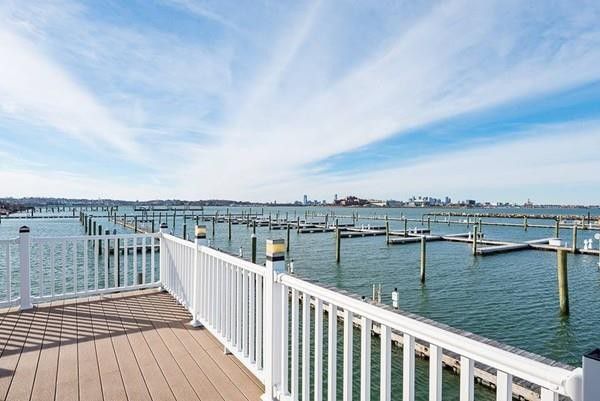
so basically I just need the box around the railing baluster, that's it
[280,284,289,393]
[291,288,299,400]
[50,242,55,297]
[221,260,226,336]
[429,344,442,401]
[540,388,558,401]
[113,237,118,287]
[256,274,263,370]
[73,241,78,294]
[62,241,67,295]
[403,333,415,401]
[133,236,138,284]
[124,238,128,287]
[38,243,43,298]
[343,309,353,401]
[142,236,147,284]
[5,242,11,303]
[459,356,474,401]
[302,292,310,401]
[236,266,242,351]
[243,268,249,356]
[496,370,512,401]
[150,235,155,283]
[92,238,98,292]
[328,303,337,401]
[250,272,256,363]
[360,316,372,401]
[314,298,323,401]
[380,324,391,401]
[225,263,232,342]
[103,237,108,289]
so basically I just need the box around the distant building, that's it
[303,195,308,205]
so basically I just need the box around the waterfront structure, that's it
[0,225,597,400]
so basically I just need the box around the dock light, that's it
[595,233,600,268]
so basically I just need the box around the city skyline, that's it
[1,1,600,203]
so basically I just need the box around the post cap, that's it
[19,226,30,233]
[585,348,600,361]
[266,239,285,262]
[195,225,207,238]
[160,222,168,228]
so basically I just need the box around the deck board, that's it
[0,289,263,400]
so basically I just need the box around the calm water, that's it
[1,205,599,400]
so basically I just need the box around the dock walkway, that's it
[0,289,263,401]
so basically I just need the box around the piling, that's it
[212,217,216,238]
[427,217,431,231]
[297,216,300,233]
[472,225,478,255]
[420,236,426,283]
[335,223,341,263]
[159,212,162,224]
[134,216,138,233]
[93,221,97,237]
[253,220,256,235]
[555,219,560,238]
[172,211,176,231]
[404,218,408,238]
[183,222,187,240]
[251,234,257,264]
[385,221,390,244]
[123,214,127,227]
[228,214,232,241]
[286,223,290,252]
[151,219,155,232]
[571,225,578,253]
[98,225,103,254]
[557,249,569,315]
[524,216,528,231]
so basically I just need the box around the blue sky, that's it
[1,0,600,203]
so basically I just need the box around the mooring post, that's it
[297,216,300,233]
[212,217,216,238]
[252,219,256,234]
[427,217,431,231]
[472,225,478,255]
[420,236,426,283]
[134,215,138,233]
[269,213,272,230]
[524,216,528,231]
[172,211,176,231]
[183,221,187,240]
[93,220,97,237]
[557,249,569,315]
[335,222,341,263]
[572,225,578,253]
[385,221,390,244]
[123,213,127,227]
[286,222,290,252]
[555,218,560,238]
[228,214,232,241]
[98,225,103,254]
[158,212,162,224]
[404,218,408,238]
[251,234,257,263]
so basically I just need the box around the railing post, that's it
[583,349,600,400]
[18,226,33,310]
[159,223,168,292]
[262,239,285,401]
[191,225,207,327]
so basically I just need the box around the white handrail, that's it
[279,274,577,396]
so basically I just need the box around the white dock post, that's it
[262,239,285,401]
[18,226,33,310]
[191,225,207,327]
[583,349,600,400]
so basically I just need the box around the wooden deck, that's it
[0,289,263,401]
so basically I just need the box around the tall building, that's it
[303,194,308,205]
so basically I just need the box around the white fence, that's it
[0,227,597,400]
[0,227,160,308]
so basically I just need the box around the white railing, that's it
[157,233,597,401]
[1,227,597,400]
[0,227,160,308]
[160,233,266,381]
